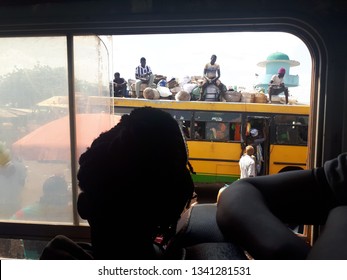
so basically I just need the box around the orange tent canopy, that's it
[12,113,121,161]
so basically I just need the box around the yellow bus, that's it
[112,97,310,185]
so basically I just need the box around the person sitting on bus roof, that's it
[135,57,155,98]
[268,67,289,104]
[201,54,227,101]
[40,107,195,260]
[217,152,347,259]
[112,72,128,97]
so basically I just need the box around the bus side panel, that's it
[188,141,241,182]
[269,144,308,174]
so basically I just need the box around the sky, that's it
[0,32,312,104]
[110,32,312,104]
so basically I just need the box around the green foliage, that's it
[0,64,105,108]
[0,65,67,108]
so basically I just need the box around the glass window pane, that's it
[0,36,73,223]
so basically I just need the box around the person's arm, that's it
[269,75,275,86]
[210,127,217,139]
[135,67,140,79]
[323,152,347,205]
[138,66,151,82]
[120,78,127,86]
[248,160,255,177]
[217,176,312,259]
[147,65,152,76]
[213,66,221,82]
[113,79,120,87]
[203,64,211,82]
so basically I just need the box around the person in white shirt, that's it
[268,67,289,104]
[239,145,256,179]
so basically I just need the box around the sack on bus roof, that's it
[223,90,241,102]
[175,90,191,101]
[241,92,255,103]
[143,87,160,99]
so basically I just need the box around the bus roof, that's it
[109,97,310,115]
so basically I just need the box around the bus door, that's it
[244,116,270,176]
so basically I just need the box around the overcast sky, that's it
[0,32,312,104]
[111,32,311,103]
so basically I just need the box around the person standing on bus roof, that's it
[201,54,226,100]
[268,67,289,104]
[135,57,155,98]
[40,107,195,260]
[239,145,256,179]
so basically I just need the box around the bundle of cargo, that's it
[129,75,165,98]
[254,93,268,103]
[170,86,182,97]
[154,75,167,84]
[190,76,204,86]
[223,90,241,102]
[175,90,191,101]
[130,82,148,98]
[167,77,179,88]
[241,92,255,103]
[143,87,160,100]
[270,95,281,104]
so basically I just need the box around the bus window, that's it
[167,110,192,122]
[195,111,241,123]
[205,122,229,141]
[191,121,204,140]
[274,115,308,145]
[114,107,133,117]
[181,120,191,139]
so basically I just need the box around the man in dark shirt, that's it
[113,72,127,97]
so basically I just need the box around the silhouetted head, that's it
[77,107,195,249]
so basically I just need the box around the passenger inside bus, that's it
[40,107,195,260]
[189,122,203,140]
[245,122,266,175]
[230,123,241,141]
[207,122,229,141]
[181,121,202,140]
[217,152,347,260]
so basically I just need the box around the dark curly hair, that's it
[77,107,195,242]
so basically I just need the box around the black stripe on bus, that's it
[273,161,306,166]
[189,158,239,163]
